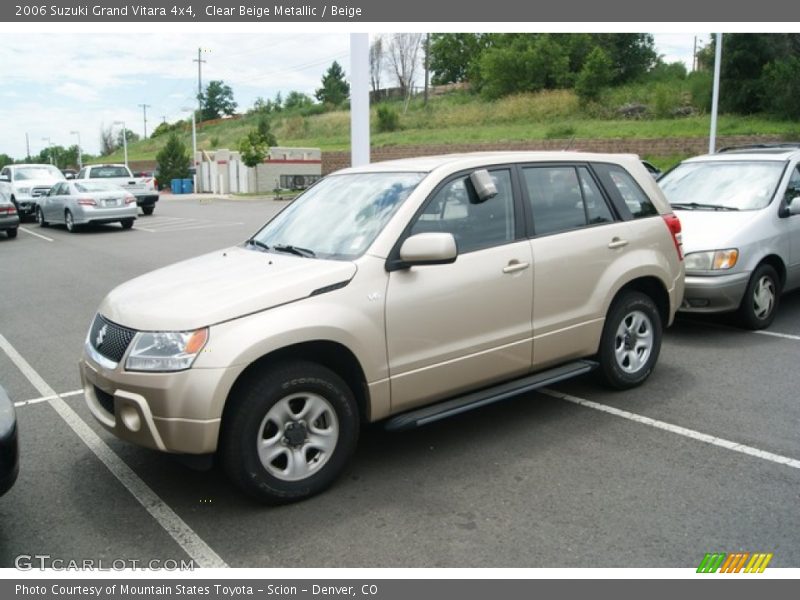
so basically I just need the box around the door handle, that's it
[502,260,530,274]
[608,237,629,249]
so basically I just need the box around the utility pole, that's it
[424,33,430,106]
[161,115,167,124]
[193,48,207,114]
[692,36,697,72]
[139,103,151,138]
[25,133,30,160]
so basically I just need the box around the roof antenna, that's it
[562,136,576,151]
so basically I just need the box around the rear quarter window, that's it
[593,163,658,219]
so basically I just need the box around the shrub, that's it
[376,104,401,132]
[761,57,800,119]
[545,124,577,139]
[687,71,712,113]
[575,47,613,104]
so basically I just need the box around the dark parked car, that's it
[0,193,20,239]
[0,386,19,496]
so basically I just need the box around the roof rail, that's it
[717,143,800,153]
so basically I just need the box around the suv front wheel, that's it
[598,291,663,389]
[221,361,359,504]
[737,263,780,330]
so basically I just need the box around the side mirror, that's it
[65,173,75,180]
[399,233,457,267]
[789,196,800,216]
[469,169,498,203]
[0,175,9,183]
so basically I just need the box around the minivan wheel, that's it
[598,291,662,390]
[738,264,780,330]
[120,219,134,230]
[221,361,359,504]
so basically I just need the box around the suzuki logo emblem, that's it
[95,324,108,347]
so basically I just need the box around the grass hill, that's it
[103,83,799,171]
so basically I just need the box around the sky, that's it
[0,33,704,160]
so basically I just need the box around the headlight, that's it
[684,249,739,271]
[16,187,31,195]
[125,328,208,372]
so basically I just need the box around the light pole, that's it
[182,107,198,192]
[70,130,82,169]
[113,120,128,168]
[41,137,53,164]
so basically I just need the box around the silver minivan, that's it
[659,144,800,329]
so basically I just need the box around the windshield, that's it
[250,172,425,260]
[659,161,785,211]
[75,181,123,193]
[15,166,64,181]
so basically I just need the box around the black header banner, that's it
[2,0,798,22]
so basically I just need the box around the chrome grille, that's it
[31,187,51,198]
[89,314,136,363]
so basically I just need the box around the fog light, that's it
[686,298,711,308]
[119,404,142,432]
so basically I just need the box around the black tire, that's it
[737,263,780,330]
[221,361,359,504]
[120,219,134,230]
[598,291,663,390]
[142,205,154,216]
[37,206,49,227]
[6,228,17,239]
[65,209,77,233]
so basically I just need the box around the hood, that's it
[674,209,763,254]
[13,178,62,189]
[99,246,357,331]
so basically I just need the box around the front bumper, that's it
[679,271,751,314]
[0,387,19,496]
[79,347,238,455]
[13,200,36,218]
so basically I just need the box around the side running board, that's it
[384,360,598,432]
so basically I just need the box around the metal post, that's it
[138,103,151,138]
[350,33,370,167]
[709,33,723,154]
[114,121,129,168]
[70,130,82,169]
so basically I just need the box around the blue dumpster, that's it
[182,178,194,194]
[170,178,182,194]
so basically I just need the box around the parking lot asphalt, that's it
[1,195,799,568]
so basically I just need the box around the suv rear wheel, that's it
[738,263,780,330]
[221,361,359,504]
[598,291,662,389]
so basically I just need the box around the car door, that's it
[385,167,534,412]
[46,182,67,222]
[523,164,633,369]
[781,163,800,290]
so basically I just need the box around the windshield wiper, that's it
[671,202,740,211]
[272,244,316,258]
[245,238,271,252]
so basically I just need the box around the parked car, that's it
[62,169,78,180]
[0,163,65,221]
[133,169,159,191]
[0,386,19,496]
[0,190,20,239]
[79,152,684,504]
[37,180,137,232]
[658,144,800,329]
[641,160,663,179]
[76,164,159,215]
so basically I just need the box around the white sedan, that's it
[37,180,138,232]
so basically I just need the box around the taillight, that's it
[662,213,683,261]
[77,198,96,206]
[124,195,136,204]
[0,205,17,215]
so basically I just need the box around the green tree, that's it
[575,47,614,104]
[284,91,314,111]
[478,34,570,99]
[199,80,238,121]
[255,115,278,146]
[239,131,268,192]
[156,133,190,188]
[0,153,14,167]
[429,33,488,84]
[315,61,350,106]
[762,56,800,119]
[595,33,657,83]
[116,129,140,147]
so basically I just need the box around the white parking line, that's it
[0,333,229,569]
[19,227,54,242]
[14,389,83,408]
[541,388,800,470]
[754,330,800,342]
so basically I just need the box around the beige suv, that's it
[79,152,685,503]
